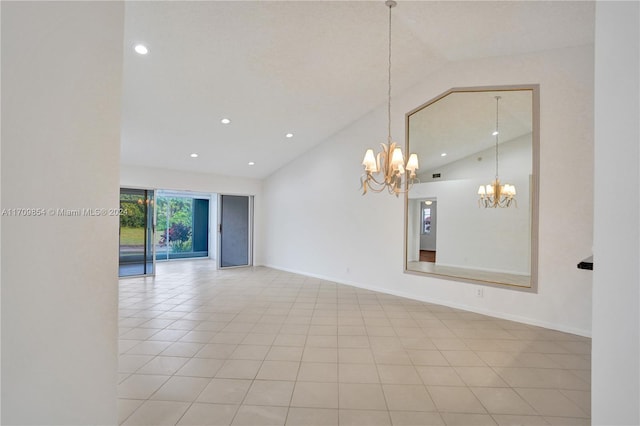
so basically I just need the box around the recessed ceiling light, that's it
[190,153,198,158]
[285,133,294,138]
[248,161,255,166]
[441,153,447,157]
[221,118,231,124]
[134,44,149,55]
[492,131,499,136]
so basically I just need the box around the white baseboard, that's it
[263,263,591,338]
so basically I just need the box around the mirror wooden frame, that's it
[403,84,540,291]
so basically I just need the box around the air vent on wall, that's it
[432,173,441,179]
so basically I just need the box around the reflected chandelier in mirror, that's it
[404,85,539,290]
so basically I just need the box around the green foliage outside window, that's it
[157,196,193,253]
[120,194,146,228]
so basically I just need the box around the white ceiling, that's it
[409,89,533,171]
[120,1,594,179]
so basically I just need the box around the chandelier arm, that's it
[499,196,517,208]
[364,179,389,193]
[361,177,368,195]
[362,172,402,195]
[366,173,387,187]
[361,176,386,195]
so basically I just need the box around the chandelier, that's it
[477,96,517,208]
[361,0,419,196]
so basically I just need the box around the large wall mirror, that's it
[404,85,539,290]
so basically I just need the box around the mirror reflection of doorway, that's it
[419,199,437,263]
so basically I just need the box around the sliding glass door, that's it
[155,192,210,261]
[118,188,154,277]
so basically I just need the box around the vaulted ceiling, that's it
[120,1,594,179]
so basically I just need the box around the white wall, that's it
[263,45,594,336]
[120,165,264,265]
[1,2,124,424]
[121,165,262,196]
[592,2,639,424]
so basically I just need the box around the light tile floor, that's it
[118,260,591,426]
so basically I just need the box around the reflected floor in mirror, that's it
[407,261,530,287]
[118,260,588,426]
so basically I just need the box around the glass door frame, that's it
[118,187,156,278]
[154,189,213,262]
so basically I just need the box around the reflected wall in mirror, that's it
[404,85,539,289]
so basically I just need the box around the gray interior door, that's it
[219,195,251,268]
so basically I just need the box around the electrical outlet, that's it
[476,288,484,298]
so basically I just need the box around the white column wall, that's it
[592,2,639,424]
[1,2,124,424]
[262,45,594,336]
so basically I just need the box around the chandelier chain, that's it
[387,1,393,143]
[495,96,500,181]
[477,94,516,208]
[360,0,418,197]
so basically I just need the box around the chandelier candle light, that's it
[477,96,517,208]
[361,0,419,196]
